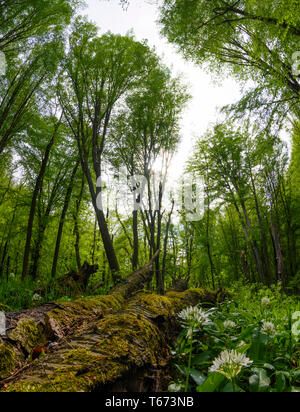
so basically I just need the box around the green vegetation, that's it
[169,283,300,392]
[0,0,299,393]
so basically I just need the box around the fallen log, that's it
[0,252,160,381]
[0,288,222,392]
[0,254,226,392]
[35,261,99,298]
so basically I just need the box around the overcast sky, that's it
[84,0,243,182]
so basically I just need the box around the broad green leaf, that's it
[190,369,207,386]
[275,371,287,392]
[197,373,225,393]
[222,382,244,392]
[250,368,271,392]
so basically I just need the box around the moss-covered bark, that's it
[0,288,223,392]
[0,254,226,392]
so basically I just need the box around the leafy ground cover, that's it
[169,283,300,392]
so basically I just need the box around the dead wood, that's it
[0,253,226,392]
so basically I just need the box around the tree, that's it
[0,0,78,52]
[59,18,171,279]
[108,64,189,291]
[159,0,300,125]
[190,122,289,285]
[20,114,63,279]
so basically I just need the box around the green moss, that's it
[2,288,222,392]
[0,343,16,378]
[46,294,125,337]
[130,293,174,319]
[8,317,45,354]
[167,288,217,308]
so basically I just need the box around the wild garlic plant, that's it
[169,284,300,392]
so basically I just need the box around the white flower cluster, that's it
[261,321,276,336]
[209,349,253,380]
[261,297,271,306]
[223,320,237,329]
[32,293,42,302]
[178,306,211,326]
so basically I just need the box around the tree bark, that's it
[270,217,285,286]
[51,161,79,278]
[22,120,61,279]
[30,168,64,280]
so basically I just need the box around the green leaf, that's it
[248,327,269,362]
[190,369,207,386]
[192,351,212,365]
[275,371,287,392]
[196,373,225,393]
[222,382,244,392]
[236,343,251,354]
[249,368,271,392]
[175,365,206,386]
[263,363,276,371]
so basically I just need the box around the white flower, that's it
[178,306,211,326]
[223,320,237,329]
[186,327,193,339]
[261,297,271,306]
[209,349,253,380]
[32,293,42,302]
[261,321,276,335]
[168,382,184,392]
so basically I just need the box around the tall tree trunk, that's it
[22,121,61,279]
[51,161,79,278]
[233,197,265,284]
[30,168,63,280]
[205,195,216,289]
[270,217,285,286]
[250,173,273,284]
[132,210,139,270]
[155,183,163,294]
[72,177,85,270]
[162,200,174,291]
[77,149,120,278]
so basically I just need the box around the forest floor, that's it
[0,276,299,392]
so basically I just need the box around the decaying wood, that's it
[35,262,99,298]
[0,254,226,392]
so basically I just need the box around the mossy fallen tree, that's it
[0,255,226,392]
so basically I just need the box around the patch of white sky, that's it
[84,0,244,185]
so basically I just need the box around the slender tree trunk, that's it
[91,217,97,265]
[155,185,163,294]
[77,151,120,278]
[233,198,265,284]
[72,177,85,270]
[132,210,139,270]
[51,161,79,278]
[162,200,174,291]
[0,240,8,279]
[205,195,216,289]
[22,121,61,279]
[30,168,63,280]
[250,174,273,284]
[5,255,10,281]
[270,217,285,286]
